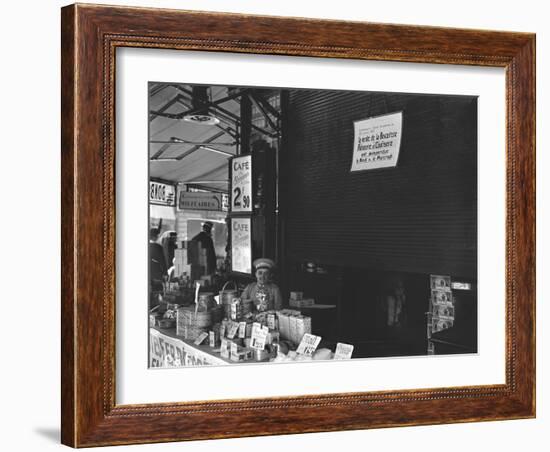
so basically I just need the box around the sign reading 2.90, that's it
[231,155,252,213]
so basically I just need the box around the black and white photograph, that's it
[148,82,478,368]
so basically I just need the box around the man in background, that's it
[149,227,167,290]
[191,221,217,275]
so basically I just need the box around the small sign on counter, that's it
[296,333,321,356]
[250,323,269,350]
[226,321,239,339]
[193,332,209,346]
[334,343,354,360]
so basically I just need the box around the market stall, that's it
[149,286,353,368]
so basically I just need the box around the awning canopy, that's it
[149,84,240,192]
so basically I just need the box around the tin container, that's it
[254,349,270,362]
[220,281,239,317]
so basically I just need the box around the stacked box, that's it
[230,300,242,320]
[238,321,247,339]
[277,312,290,340]
[295,316,312,343]
[289,315,297,344]
[173,248,187,277]
[289,298,315,308]
[267,312,277,330]
[276,310,301,342]
[289,292,303,301]
[230,348,253,362]
[220,338,230,358]
[209,330,219,347]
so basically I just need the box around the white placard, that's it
[149,180,176,206]
[226,321,239,339]
[231,217,252,274]
[334,343,355,360]
[351,111,403,171]
[296,334,322,356]
[250,323,269,350]
[178,191,223,211]
[231,155,252,212]
[193,332,209,345]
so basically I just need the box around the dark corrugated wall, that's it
[281,90,477,278]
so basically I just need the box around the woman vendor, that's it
[242,258,283,312]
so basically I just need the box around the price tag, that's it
[193,332,209,346]
[250,323,269,350]
[230,299,241,320]
[227,321,239,339]
[296,333,321,356]
[334,343,354,360]
[267,313,277,330]
[238,321,247,338]
[209,331,217,347]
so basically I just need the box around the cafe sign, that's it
[149,181,176,206]
[350,111,403,172]
[231,217,252,274]
[178,191,223,211]
[230,155,252,213]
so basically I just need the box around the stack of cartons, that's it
[277,310,310,345]
[173,248,187,277]
[289,297,315,308]
[295,316,312,343]
[289,315,298,344]
[174,241,204,280]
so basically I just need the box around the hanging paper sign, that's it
[231,154,252,212]
[231,217,252,274]
[178,191,223,211]
[350,111,403,172]
[334,343,354,360]
[296,333,322,356]
[250,323,269,350]
[451,281,472,290]
[149,181,176,206]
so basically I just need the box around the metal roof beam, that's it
[248,92,279,133]
[174,131,226,161]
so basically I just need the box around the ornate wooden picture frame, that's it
[61,3,535,447]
